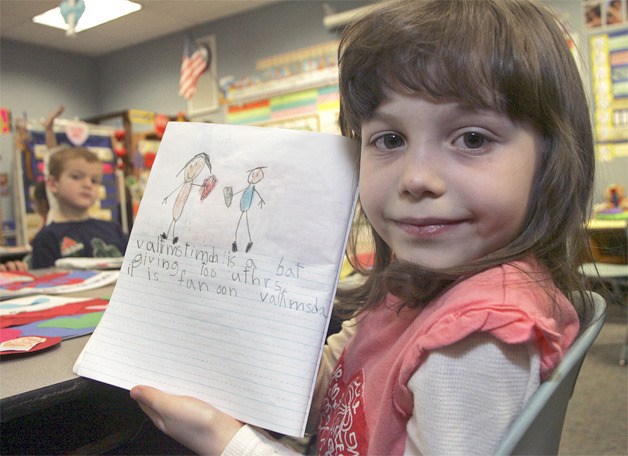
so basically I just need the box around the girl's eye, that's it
[373,133,405,150]
[460,131,487,149]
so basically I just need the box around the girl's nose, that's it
[397,150,446,199]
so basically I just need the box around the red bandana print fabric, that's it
[317,353,369,455]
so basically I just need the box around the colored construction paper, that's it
[0,270,118,299]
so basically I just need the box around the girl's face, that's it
[359,92,540,270]
[48,158,102,214]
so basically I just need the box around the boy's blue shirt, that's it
[30,218,128,269]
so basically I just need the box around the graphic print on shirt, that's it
[60,236,84,257]
[161,152,217,244]
[224,166,266,253]
[91,238,122,258]
[318,352,369,455]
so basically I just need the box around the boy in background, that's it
[30,146,128,269]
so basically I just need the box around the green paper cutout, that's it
[38,312,104,330]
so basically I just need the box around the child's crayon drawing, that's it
[224,166,267,253]
[161,152,217,244]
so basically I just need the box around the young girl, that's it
[130,0,595,453]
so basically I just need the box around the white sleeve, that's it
[404,333,541,455]
[221,425,301,456]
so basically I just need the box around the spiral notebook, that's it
[74,122,359,437]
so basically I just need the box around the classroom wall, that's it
[95,0,369,121]
[0,41,100,121]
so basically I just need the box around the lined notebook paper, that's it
[74,122,359,437]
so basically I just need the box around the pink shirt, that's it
[317,261,580,455]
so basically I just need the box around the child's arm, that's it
[405,333,540,454]
[44,104,64,150]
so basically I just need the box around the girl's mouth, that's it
[395,218,467,238]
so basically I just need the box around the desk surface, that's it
[0,273,193,455]
[0,277,116,406]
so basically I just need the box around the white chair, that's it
[494,292,606,456]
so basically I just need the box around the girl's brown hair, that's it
[337,0,595,317]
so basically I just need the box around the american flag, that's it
[179,35,209,100]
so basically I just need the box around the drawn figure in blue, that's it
[161,153,216,244]
[224,166,266,253]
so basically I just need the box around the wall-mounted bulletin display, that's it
[223,41,341,134]
[226,85,340,134]
[590,28,628,161]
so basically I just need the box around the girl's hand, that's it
[130,385,243,455]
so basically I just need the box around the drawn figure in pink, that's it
[161,153,216,244]
[224,166,266,253]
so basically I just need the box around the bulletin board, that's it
[223,41,341,134]
[226,85,340,133]
[590,28,628,160]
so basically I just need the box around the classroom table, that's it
[0,270,190,455]
[1,282,113,412]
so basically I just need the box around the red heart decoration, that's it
[200,175,217,201]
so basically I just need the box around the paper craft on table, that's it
[1,296,108,355]
[0,271,34,287]
[1,296,108,326]
[1,305,107,340]
[55,257,124,270]
[74,122,359,437]
[0,270,118,300]
[0,294,89,316]
[0,332,59,354]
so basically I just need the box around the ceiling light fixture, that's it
[33,0,142,34]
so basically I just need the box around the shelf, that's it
[226,67,339,105]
